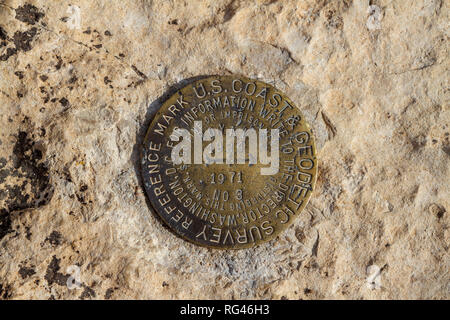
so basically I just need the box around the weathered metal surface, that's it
[141,75,317,249]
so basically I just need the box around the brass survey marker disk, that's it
[141,76,317,249]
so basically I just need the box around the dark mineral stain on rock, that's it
[0,47,17,62]
[0,212,12,241]
[104,287,115,299]
[0,26,39,61]
[44,255,69,286]
[79,285,96,300]
[442,144,450,156]
[0,26,7,40]
[0,157,7,170]
[25,226,32,240]
[59,97,69,107]
[0,283,12,299]
[45,230,62,246]
[132,65,147,79]
[14,71,24,79]
[13,28,37,52]
[68,76,77,84]
[0,131,53,241]
[55,56,63,70]
[12,131,48,190]
[0,189,7,201]
[15,4,44,25]
[18,265,36,279]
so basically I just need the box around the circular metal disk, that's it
[141,75,317,249]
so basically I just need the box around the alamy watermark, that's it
[366,264,382,290]
[66,265,82,290]
[169,121,280,175]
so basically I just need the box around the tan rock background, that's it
[0,0,448,299]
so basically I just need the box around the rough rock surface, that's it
[0,0,448,299]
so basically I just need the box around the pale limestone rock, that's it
[0,0,448,300]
